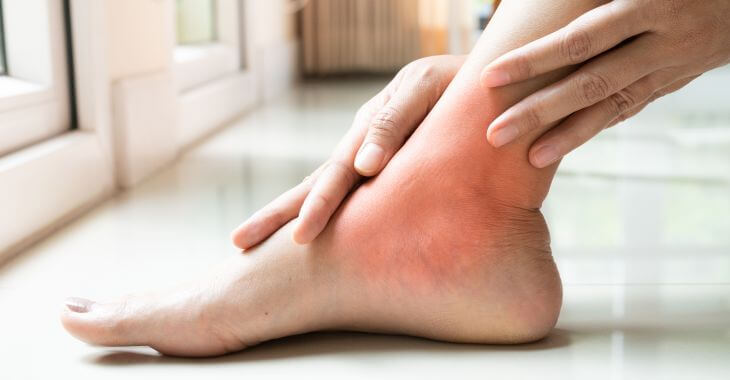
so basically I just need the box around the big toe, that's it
[61,296,151,348]
[60,294,237,357]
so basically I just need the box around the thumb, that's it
[353,80,434,176]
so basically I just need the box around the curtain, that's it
[300,0,431,75]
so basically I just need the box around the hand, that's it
[231,55,466,249]
[481,0,730,168]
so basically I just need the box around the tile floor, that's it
[1,76,728,379]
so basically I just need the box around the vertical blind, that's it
[301,0,423,75]
[299,0,492,75]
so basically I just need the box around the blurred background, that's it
[0,1,728,378]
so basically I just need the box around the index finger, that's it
[291,160,360,244]
[480,0,647,87]
[290,93,390,245]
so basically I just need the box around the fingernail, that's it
[490,125,519,148]
[65,297,94,313]
[354,143,385,174]
[481,70,511,87]
[532,145,561,168]
[293,196,327,245]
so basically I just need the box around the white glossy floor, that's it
[1,78,729,379]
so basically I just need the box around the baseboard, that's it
[112,71,179,188]
[177,71,257,148]
[0,132,115,263]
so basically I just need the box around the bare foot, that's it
[61,202,559,357]
[62,222,338,357]
[61,0,603,357]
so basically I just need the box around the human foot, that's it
[61,196,561,357]
[61,222,336,357]
[61,83,563,356]
[62,0,604,357]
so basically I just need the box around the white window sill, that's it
[0,75,69,156]
[0,76,53,112]
[0,131,114,259]
[173,43,239,93]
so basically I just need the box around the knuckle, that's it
[576,71,612,105]
[370,105,402,141]
[327,160,358,188]
[412,59,451,103]
[402,58,435,81]
[267,208,289,224]
[607,89,638,116]
[512,53,534,80]
[615,105,639,125]
[311,192,332,212]
[559,27,593,64]
[413,59,438,79]
[521,105,544,131]
[404,58,442,91]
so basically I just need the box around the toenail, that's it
[65,297,95,313]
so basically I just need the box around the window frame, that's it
[0,0,71,156]
[0,0,115,260]
[0,0,6,75]
[173,0,256,148]
[172,0,243,93]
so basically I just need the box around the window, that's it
[172,0,241,92]
[0,0,71,156]
[173,0,250,147]
[0,0,115,258]
[176,0,217,45]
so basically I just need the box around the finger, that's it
[481,0,648,87]
[488,35,665,148]
[234,87,390,249]
[607,75,699,128]
[354,74,441,176]
[528,71,680,168]
[292,161,359,244]
[288,91,393,245]
[231,163,325,250]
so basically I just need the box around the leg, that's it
[62,0,606,356]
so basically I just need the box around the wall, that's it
[104,0,298,187]
[106,0,173,81]
[245,0,299,102]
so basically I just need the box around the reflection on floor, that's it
[1,78,728,379]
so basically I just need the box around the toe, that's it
[60,292,242,357]
[60,296,146,348]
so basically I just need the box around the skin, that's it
[62,0,605,357]
[231,55,467,248]
[483,0,730,168]
[237,0,730,246]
